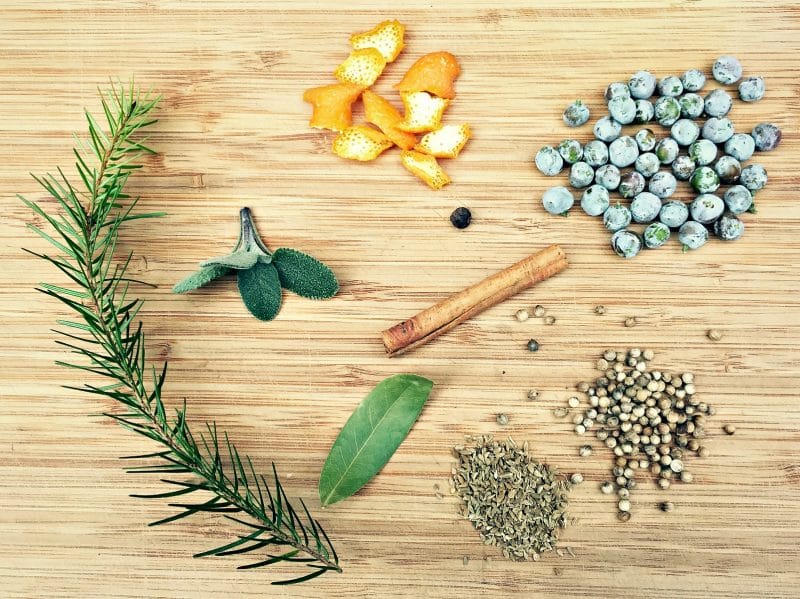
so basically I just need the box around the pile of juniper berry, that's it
[535,56,781,258]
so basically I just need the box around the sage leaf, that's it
[237,262,282,321]
[172,264,231,294]
[201,247,264,270]
[318,374,434,506]
[272,248,338,300]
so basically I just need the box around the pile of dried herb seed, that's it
[535,55,782,258]
[565,349,713,520]
[451,435,570,561]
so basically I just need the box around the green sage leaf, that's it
[201,247,265,270]
[318,374,434,506]
[172,264,231,294]
[272,248,338,300]
[237,262,282,320]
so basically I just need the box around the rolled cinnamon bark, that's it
[381,244,568,356]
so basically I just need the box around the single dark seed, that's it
[659,501,674,513]
[450,207,472,229]
[527,339,540,352]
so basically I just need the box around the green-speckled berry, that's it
[594,116,622,142]
[611,230,642,259]
[740,164,767,191]
[604,203,632,232]
[724,134,756,161]
[690,166,720,193]
[681,69,706,92]
[714,155,741,184]
[672,155,696,181]
[689,139,718,166]
[605,82,631,101]
[563,100,591,127]
[634,99,655,123]
[679,221,709,250]
[752,122,782,152]
[608,96,637,125]
[629,70,657,99]
[635,152,660,178]
[618,171,646,199]
[542,186,575,215]
[658,76,684,98]
[690,194,724,224]
[704,89,732,118]
[671,118,700,146]
[679,93,704,118]
[702,117,735,144]
[581,185,611,216]
[609,136,639,168]
[643,222,671,249]
[583,140,609,167]
[569,161,595,188]
[559,139,584,164]
[723,185,753,214]
[635,128,656,152]
[648,171,678,199]
[712,55,743,84]
[654,96,681,127]
[660,200,689,228]
[738,77,765,103]
[631,192,662,224]
[535,146,564,176]
[655,137,680,164]
[595,164,621,190]
[714,212,745,241]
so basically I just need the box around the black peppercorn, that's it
[526,339,540,352]
[450,207,472,229]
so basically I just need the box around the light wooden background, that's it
[1,1,799,597]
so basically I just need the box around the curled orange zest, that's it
[416,124,472,158]
[332,125,394,161]
[400,150,451,190]
[350,20,406,63]
[334,48,387,87]
[303,83,365,132]
[396,51,461,99]
[362,90,417,151]
[397,91,449,134]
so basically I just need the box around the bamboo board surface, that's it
[1,1,799,597]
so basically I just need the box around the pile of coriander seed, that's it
[565,348,713,521]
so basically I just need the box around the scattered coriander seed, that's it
[554,406,569,418]
[545,315,556,325]
[533,304,546,317]
[680,471,694,483]
[625,317,638,328]
[450,207,472,229]
[617,511,631,522]
[600,481,614,494]
[698,446,710,458]
[497,413,509,426]
[579,445,593,457]
[527,339,540,352]
[570,473,584,485]
[574,424,586,435]
[707,328,723,341]
[568,396,580,408]
[723,424,736,435]
[515,309,530,322]
[618,499,631,512]
[527,389,540,401]
[658,478,670,490]
[659,501,674,513]
[595,305,606,315]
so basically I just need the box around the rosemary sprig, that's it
[19,81,341,584]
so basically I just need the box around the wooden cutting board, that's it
[1,2,798,597]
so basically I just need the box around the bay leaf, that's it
[237,261,282,320]
[172,264,231,294]
[318,374,434,506]
[272,248,338,300]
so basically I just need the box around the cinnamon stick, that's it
[381,244,568,357]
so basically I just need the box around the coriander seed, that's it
[570,473,584,485]
[554,407,568,418]
[527,389,540,401]
[659,501,674,513]
[618,499,631,512]
[568,396,580,408]
[617,511,631,522]
[533,305,546,317]
[723,424,736,435]
[625,317,638,328]
[545,315,556,325]
[595,305,606,315]
[579,445,593,457]
[515,309,530,322]
[707,328,723,341]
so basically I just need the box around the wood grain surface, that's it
[1,2,799,597]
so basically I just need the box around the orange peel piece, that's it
[400,150,451,190]
[334,48,387,87]
[415,124,472,158]
[362,90,417,151]
[302,83,365,132]
[332,125,394,161]
[396,91,449,133]
[396,51,461,99]
[350,20,406,63]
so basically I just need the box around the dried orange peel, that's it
[415,124,472,158]
[397,91,450,133]
[334,48,387,87]
[333,125,394,161]
[350,20,405,63]
[396,51,461,99]
[400,150,451,190]
[362,90,417,151]
[302,83,365,132]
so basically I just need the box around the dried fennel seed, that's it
[451,435,570,561]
